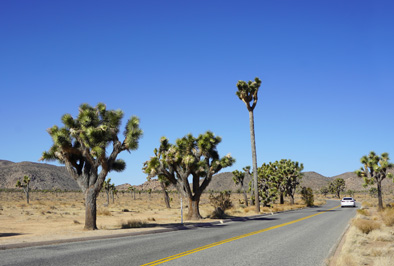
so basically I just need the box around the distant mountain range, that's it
[1,160,393,193]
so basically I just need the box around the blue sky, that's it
[1,0,393,186]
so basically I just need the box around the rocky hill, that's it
[131,170,394,193]
[2,160,393,193]
[332,170,394,193]
[0,160,80,191]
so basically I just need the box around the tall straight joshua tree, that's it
[236,77,262,213]
[40,103,142,230]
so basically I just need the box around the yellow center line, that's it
[141,205,341,266]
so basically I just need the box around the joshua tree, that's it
[40,103,142,230]
[110,184,117,204]
[346,189,355,197]
[16,175,30,204]
[257,163,278,207]
[103,178,112,206]
[143,131,235,220]
[232,166,250,206]
[128,186,136,200]
[320,187,329,197]
[255,159,303,206]
[236,77,262,213]
[280,159,304,205]
[147,188,152,201]
[329,178,346,199]
[355,151,393,210]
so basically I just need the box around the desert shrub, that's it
[120,219,147,229]
[381,207,394,226]
[209,191,233,219]
[357,209,370,216]
[353,218,381,234]
[97,209,111,216]
[369,187,378,198]
[300,187,314,207]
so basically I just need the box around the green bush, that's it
[301,187,314,207]
[209,190,233,219]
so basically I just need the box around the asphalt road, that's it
[0,200,357,266]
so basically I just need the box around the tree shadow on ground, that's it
[0,233,23,237]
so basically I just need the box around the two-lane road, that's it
[0,200,357,266]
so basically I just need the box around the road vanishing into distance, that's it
[1,200,357,266]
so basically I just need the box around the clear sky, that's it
[1,0,393,186]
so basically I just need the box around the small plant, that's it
[353,218,381,234]
[97,209,111,216]
[381,207,394,226]
[300,187,314,207]
[209,190,233,219]
[120,219,147,229]
[369,187,378,198]
[357,209,370,216]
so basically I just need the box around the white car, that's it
[341,197,356,207]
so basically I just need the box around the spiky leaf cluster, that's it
[256,163,279,207]
[355,151,393,186]
[15,175,30,188]
[236,77,262,111]
[276,159,304,197]
[41,103,142,175]
[143,131,235,181]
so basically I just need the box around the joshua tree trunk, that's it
[24,187,30,204]
[160,181,171,208]
[280,192,284,204]
[250,181,254,206]
[249,110,260,213]
[289,194,295,205]
[106,191,109,205]
[242,187,249,206]
[84,188,98,230]
[187,196,202,220]
[377,181,383,210]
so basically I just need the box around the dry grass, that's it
[353,218,381,234]
[380,207,394,226]
[357,208,370,216]
[329,193,394,266]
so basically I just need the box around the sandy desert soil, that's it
[328,194,394,266]
[0,190,316,247]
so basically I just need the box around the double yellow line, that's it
[141,205,340,266]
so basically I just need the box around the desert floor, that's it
[0,190,316,246]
